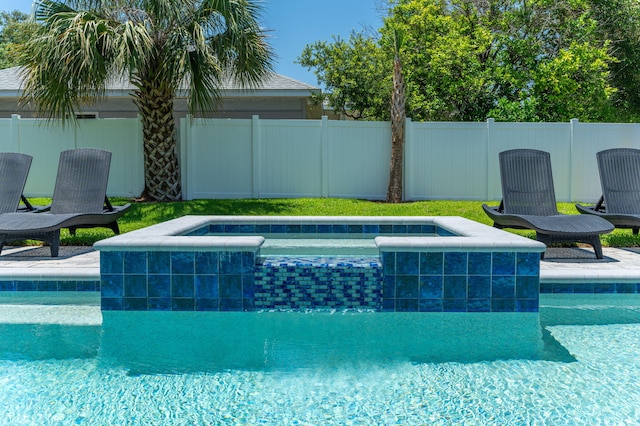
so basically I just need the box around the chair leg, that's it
[536,233,604,259]
[49,231,60,257]
[109,221,121,235]
[588,235,604,259]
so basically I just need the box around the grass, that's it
[23,197,640,248]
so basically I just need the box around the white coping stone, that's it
[0,268,99,280]
[0,247,100,280]
[539,248,640,283]
[540,268,640,283]
[93,215,545,254]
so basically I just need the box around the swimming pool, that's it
[12,216,621,423]
[1,293,639,424]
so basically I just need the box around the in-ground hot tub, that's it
[94,216,545,313]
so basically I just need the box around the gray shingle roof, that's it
[0,66,319,96]
[0,67,23,92]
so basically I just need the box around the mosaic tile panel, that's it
[254,256,382,310]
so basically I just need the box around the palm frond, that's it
[199,0,274,88]
[22,0,274,119]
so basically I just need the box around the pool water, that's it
[260,236,378,256]
[1,295,640,424]
[209,232,430,256]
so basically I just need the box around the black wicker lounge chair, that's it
[0,148,130,257]
[482,149,613,259]
[576,148,640,234]
[0,152,35,213]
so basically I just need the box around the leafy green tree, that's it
[383,0,498,121]
[384,0,615,122]
[533,42,616,122]
[588,0,640,120]
[19,0,273,201]
[298,32,391,120]
[302,0,619,122]
[487,0,616,121]
[0,10,38,69]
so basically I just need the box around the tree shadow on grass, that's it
[120,199,303,224]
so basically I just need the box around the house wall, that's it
[185,97,315,119]
[1,115,639,202]
[0,96,318,120]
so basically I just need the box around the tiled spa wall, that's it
[99,219,541,312]
[100,250,256,311]
[380,251,540,313]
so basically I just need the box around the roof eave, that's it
[176,88,321,98]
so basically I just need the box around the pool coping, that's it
[93,215,548,253]
[542,270,640,282]
[0,268,98,281]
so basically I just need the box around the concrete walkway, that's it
[540,246,640,283]
[0,246,99,280]
[0,245,639,284]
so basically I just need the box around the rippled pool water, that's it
[1,295,640,425]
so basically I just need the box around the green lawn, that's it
[25,197,640,248]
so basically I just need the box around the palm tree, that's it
[386,30,405,203]
[19,0,273,201]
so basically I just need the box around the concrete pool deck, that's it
[0,245,640,286]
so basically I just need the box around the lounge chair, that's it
[482,149,613,259]
[0,152,35,213]
[576,148,640,234]
[0,148,131,257]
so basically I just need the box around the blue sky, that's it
[3,0,383,87]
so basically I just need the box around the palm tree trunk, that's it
[387,51,406,203]
[133,82,182,201]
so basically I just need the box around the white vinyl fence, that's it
[182,116,391,200]
[2,114,640,202]
[0,115,144,197]
[181,116,640,202]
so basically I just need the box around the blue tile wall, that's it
[101,250,256,312]
[381,251,540,313]
[0,280,100,292]
[540,282,640,294]
[99,250,542,312]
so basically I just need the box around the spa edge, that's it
[93,216,546,313]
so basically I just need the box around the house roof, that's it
[0,66,320,98]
